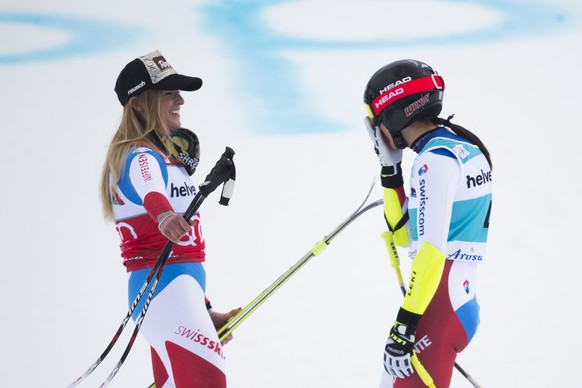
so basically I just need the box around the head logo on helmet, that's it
[363,59,445,149]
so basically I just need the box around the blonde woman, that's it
[101,50,239,388]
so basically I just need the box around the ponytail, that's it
[433,116,492,170]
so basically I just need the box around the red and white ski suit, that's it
[113,144,226,388]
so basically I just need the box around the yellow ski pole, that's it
[217,197,383,341]
[381,231,406,295]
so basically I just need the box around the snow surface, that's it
[1,1,581,387]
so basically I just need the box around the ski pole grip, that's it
[218,147,236,206]
[199,147,235,197]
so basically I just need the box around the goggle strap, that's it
[371,75,444,115]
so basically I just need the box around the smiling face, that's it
[129,89,186,134]
[160,90,185,130]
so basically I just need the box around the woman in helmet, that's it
[363,59,492,387]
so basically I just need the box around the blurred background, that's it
[1,1,580,387]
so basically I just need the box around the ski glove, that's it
[384,321,416,378]
[384,308,422,379]
[364,117,402,167]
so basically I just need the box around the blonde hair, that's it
[100,90,171,221]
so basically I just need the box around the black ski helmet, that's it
[363,59,445,149]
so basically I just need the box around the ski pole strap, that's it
[382,185,410,247]
[385,211,409,234]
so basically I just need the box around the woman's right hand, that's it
[364,116,403,166]
[157,211,191,243]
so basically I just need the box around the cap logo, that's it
[153,56,172,71]
[128,80,146,96]
[139,50,177,85]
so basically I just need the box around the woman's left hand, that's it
[209,307,242,345]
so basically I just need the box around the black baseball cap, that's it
[114,50,203,106]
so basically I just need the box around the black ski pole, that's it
[67,147,235,387]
